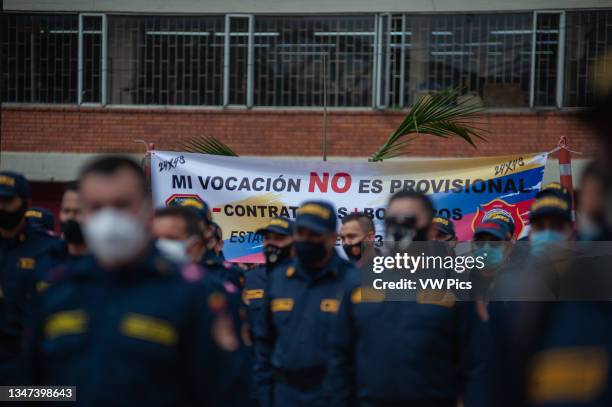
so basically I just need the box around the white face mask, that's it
[156,238,190,264]
[83,207,148,268]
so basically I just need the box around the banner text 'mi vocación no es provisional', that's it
[151,151,547,263]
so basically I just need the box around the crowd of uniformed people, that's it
[0,146,611,406]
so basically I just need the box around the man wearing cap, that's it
[245,217,294,328]
[253,201,359,407]
[470,219,515,306]
[25,207,56,235]
[528,194,575,257]
[0,171,58,383]
[432,216,457,246]
[326,191,492,407]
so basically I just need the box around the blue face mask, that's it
[530,230,568,256]
[474,244,504,267]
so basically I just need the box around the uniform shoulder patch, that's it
[351,286,385,303]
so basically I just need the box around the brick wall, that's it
[0,105,599,157]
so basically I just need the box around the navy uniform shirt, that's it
[24,246,250,406]
[243,258,292,333]
[253,252,359,407]
[0,220,57,383]
[326,286,493,407]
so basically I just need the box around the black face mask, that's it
[0,202,27,231]
[61,219,85,244]
[264,244,292,266]
[385,215,430,243]
[343,241,364,261]
[295,240,328,269]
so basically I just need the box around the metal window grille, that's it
[384,13,534,108]
[81,15,103,103]
[0,14,78,103]
[107,15,225,105]
[564,10,612,107]
[253,15,375,107]
[533,13,561,107]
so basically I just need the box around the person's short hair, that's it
[64,181,79,193]
[154,207,202,238]
[388,190,435,220]
[79,156,146,195]
[342,212,375,234]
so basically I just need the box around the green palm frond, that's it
[370,88,486,162]
[181,136,239,157]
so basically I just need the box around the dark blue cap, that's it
[536,182,572,205]
[25,207,56,231]
[257,216,294,236]
[296,200,337,234]
[529,195,572,223]
[432,216,455,236]
[170,197,212,225]
[474,219,512,241]
[482,210,516,235]
[0,171,31,199]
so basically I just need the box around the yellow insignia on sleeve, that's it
[244,289,264,302]
[320,299,340,313]
[528,347,608,404]
[351,287,385,304]
[45,310,88,339]
[286,266,296,278]
[416,289,456,308]
[120,313,178,346]
[271,298,294,312]
[19,257,36,270]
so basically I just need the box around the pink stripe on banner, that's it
[228,252,265,264]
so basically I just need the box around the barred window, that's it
[533,13,561,107]
[564,10,612,107]
[253,16,375,107]
[107,15,224,105]
[0,14,78,103]
[385,13,533,108]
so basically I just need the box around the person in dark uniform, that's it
[253,201,359,407]
[339,212,376,267]
[244,217,294,329]
[174,198,245,288]
[0,171,58,384]
[326,190,492,407]
[24,157,249,406]
[25,207,56,235]
[58,181,88,257]
[33,182,90,295]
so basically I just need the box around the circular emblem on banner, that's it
[471,198,525,239]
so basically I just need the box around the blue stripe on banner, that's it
[429,166,545,214]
